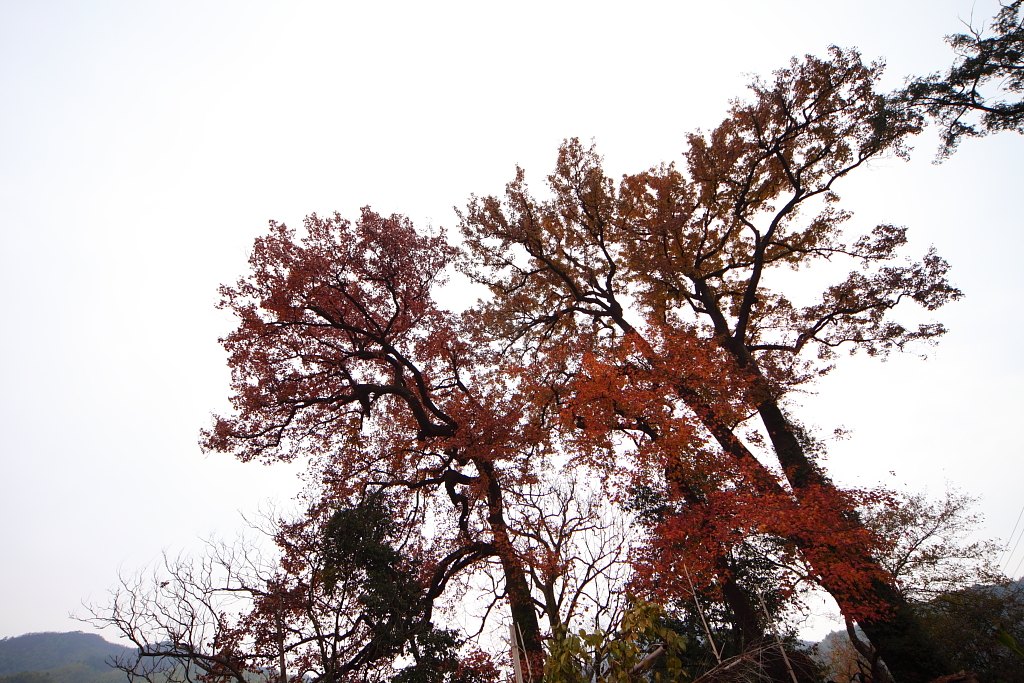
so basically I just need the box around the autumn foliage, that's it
[177,47,979,683]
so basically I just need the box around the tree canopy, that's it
[904,0,1024,156]
[88,30,1024,683]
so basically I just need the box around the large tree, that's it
[458,48,959,681]
[200,209,560,680]
[204,49,964,682]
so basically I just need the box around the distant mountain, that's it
[0,632,133,683]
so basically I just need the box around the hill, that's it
[0,632,133,683]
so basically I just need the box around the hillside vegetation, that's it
[0,633,131,683]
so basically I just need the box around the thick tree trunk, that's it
[755,399,829,491]
[718,323,949,682]
[755,395,948,682]
[676,477,767,650]
[717,560,764,649]
[619,321,948,680]
[673,369,948,680]
[475,459,545,682]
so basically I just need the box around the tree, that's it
[507,478,635,640]
[458,48,958,681]
[200,209,557,680]
[865,489,1006,603]
[828,489,1012,682]
[82,546,263,683]
[203,49,965,681]
[904,0,1024,156]
[826,583,1024,683]
[814,489,1011,683]
[81,497,499,683]
[919,581,1024,683]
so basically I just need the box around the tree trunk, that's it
[626,325,948,680]
[722,324,949,682]
[675,368,948,680]
[475,459,545,682]
[755,395,949,682]
[669,460,767,651]
[717,560,764,649]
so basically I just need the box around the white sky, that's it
[1,0,1021,642]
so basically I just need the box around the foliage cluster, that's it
[903,0,1023,156]
[84,3,1024,682]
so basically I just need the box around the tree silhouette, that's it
[202,49,966,682]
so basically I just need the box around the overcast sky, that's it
[1,0,1022,642]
